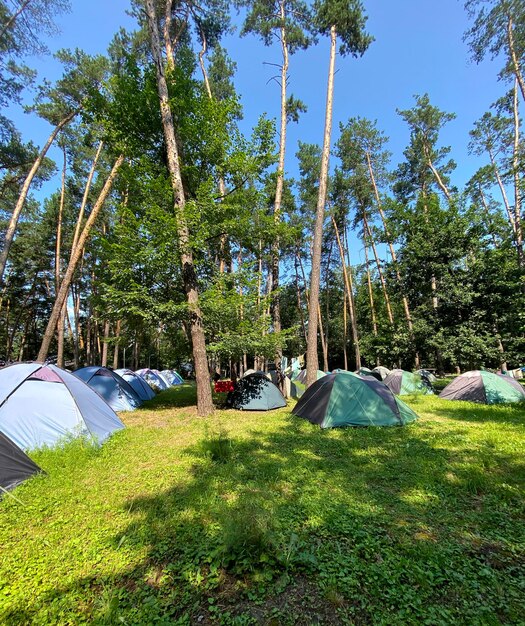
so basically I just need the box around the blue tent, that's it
[115,369,156,401]
[0,363,124,451]
[160,369,184,385]
[136,368,169,391]
[74,366,142,411]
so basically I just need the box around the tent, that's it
[0,430,42,492]
[290,369,326,399]
[372,366,390,380]
[0,363,124,451]
[292,371,419,428]
[439,370,525,404]
[356,367,382,381]
[74,366,142,411]
[226,373,287,410]
[115,369,156,401]
[136,368,169,391]
[416,369,437,383]
[161,370,183,385]
[384,369,433,395]
[242,369,271,379]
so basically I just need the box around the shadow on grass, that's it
[3,398,525,624]
[430,397,525,425]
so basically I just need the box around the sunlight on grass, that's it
[0,387,524,624]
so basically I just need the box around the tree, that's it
[238,0,311,389]
[305,0,372,386]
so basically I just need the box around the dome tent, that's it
[356,367,382,381]
[372,366,390,380]
[161,370,183,385]
[115,369,156,401]
[0,363,124,451]
[292,371,419,428]
[384,369,433,395]
[226,373,286,411]
[136,368,169,391]
[439,370,525,404]
[290,369,326,399]
[0,430,42,492]
[74,366,142,411]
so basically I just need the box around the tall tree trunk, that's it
[101,320,110,366]
[0,110,76,282]
[343,290,348,370]
[363,212,394,325]
[306,25,337,387]
[363,240,378,336]
[113,319,121,369]
[298,251,328,371]
[269,1,290,392]
[37,155,124,362]
[512,78,524,268]
[56,147,67,368]
[507,16,525,104]
[366,151,414,336]
[145,0,213,416]
[332,217,361,369]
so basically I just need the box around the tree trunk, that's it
[363,240,378,336]
[507,16,525,104]
[269,2,290,392]
[37,155,124,362]
[332,217,360,369]
[145,0,213,416]
[113,319,121,369]
[0,110,76,282]
[363,212,394,325]
[343,290,348,370]
[101,319,110,366]
[56,147,67,368]
[512,78,524,268]
[366,150,414,335]
[306,25,337,388]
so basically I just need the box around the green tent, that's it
[290,369,326,399]
[292,371,419,428]
[384,369,433,395]
[226,374,286,411]
[439,370,525,404]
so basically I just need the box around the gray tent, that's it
[0,430,42,492]
[74,366,142,411]
[0,363,124,451]
[439,370,525,404]
[227,374,286,410]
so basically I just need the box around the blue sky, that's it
[8,0,505,208]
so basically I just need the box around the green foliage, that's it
[313,0,373,56]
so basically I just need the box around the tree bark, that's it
[363,212,394,325]
[507,16,525,104]
[363,240,378,336]
[512,78,524,268]
[306,25,336,387]
[56,147,67,368]
[332,217,360,369]
[37,155,124,362]
[101,320,110,366]
[145,0,213,415]
[0,110,76,282]
[113,319,121,369]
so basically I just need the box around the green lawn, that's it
[1,384,524,625]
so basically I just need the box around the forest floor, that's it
[0,384,524,625]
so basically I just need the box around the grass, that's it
[0,383,524,625]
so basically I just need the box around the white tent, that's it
[0,363,124,451]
